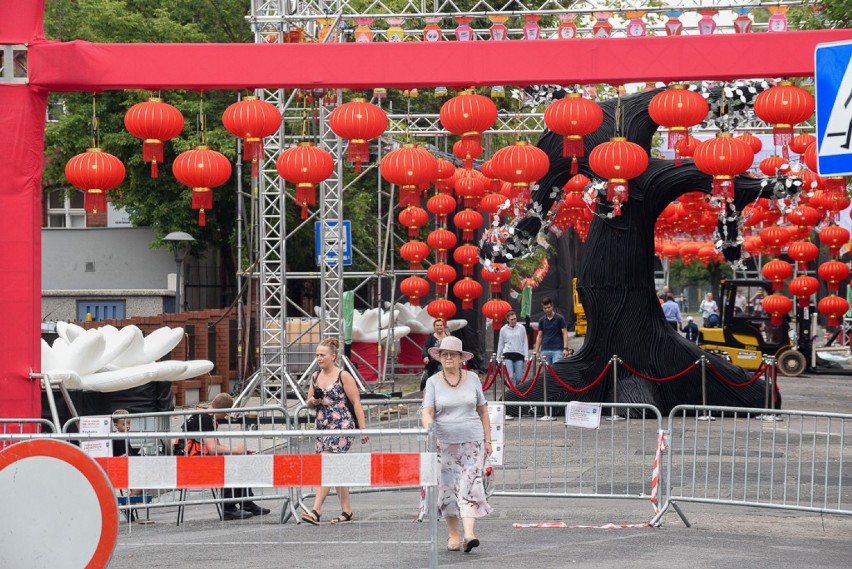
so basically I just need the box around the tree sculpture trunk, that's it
[490,88,777,414]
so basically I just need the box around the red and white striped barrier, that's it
[95,452,438,489]
[650,429,668,514]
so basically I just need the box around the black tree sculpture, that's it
[483,87,792,414]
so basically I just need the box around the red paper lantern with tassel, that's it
[818,260,850,293]
[427,297,457,320]
[453,138,483,170]
[481,193,510,216]
[124,98,184,178]
[398,206,429,237]
[480,159,500,193]
[693,133,754,200]
[761,259,793,291]
[426,263,457,296]
[734,133,762,154]
[754,81,815,160]
[172,146,232,226]
[426,193,457,225]
[482,298,512,330]
[400,240,430,270]
[803,141,817,171]
[788,276,819,308]
[819,225,851,256]
[759,155,787,177]
[400,276,430,306]
[433,158,456,193]
[482,264,511,294]
[275,142,334,220]
[648,84,709,154]
[762,293,793,326]
[786,241,819,271]
[65,148,126,215]
[675,136,700,160]
[380,144,438,207]
[439,92,498,160]
[789,133,816,156]
[453,278,483,310]
[818,294,849,327]
[490,141,550,191]
[427,228,457,262]
[328,98,388,173]
[454,171,485,208]
[588,137,648,211]
[453,209,484,241]
[759,226,791,256]
[453,244,480,276]
[222,96,281,176]
[543,93,603,173]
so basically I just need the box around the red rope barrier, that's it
[706,361,767,388]
[619,361,699,383]
[481,360,500,392]
[545,362,611,394]
[503,363,542,398]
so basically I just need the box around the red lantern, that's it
[786,241,819,271]
[453,138,483,170]
[427,228,457,262]
[400,276,430,306]
[543,93,604,172]
[453,209,484,242]
[172,146,232,226]
[426,193,457,225]
[818,260,850,293]
[675,136,700,159]
[453,278,483,310]
[380,144,438,207]
[124,98,184,178]
[434,158,457,192]
[819,225,851,256]
[427,263,457,296]
[481,193,510,216]
[803,142,817,172]
[819,295,850,327]
[588,137,648,210]
[222,96,282,176]
[64,148,126,215]
[789,133,816,156]
[482,298,512,330]
[427,297,457,320]
[482,264,512,294]
[762,293,793,326]
[788,276,819,308]
[453,244,480,277]
[693,133,754,200]
[648,84,709,152]
[761,259,793,291]
[759,226,791,256]
[735,133,763,154]
[490,141,550,191]
[759,155,787,177]
[276,142,334,220]
[398,206,429,237]
[787,205,822,231]
[563,173,590,194]
[328,98,388,172]
[754,81,815,159]
[400,240,430,270]
[439,92,498,159]
[454,171,485,208]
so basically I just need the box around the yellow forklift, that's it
[698,280,807,377]
[573,278,586,336]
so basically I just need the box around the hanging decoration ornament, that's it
[275,142,334,220]
[733,8,753,34]
[439,91,498,160]
[328,98,388,173]
[124,97,184,178]
[453,278,483,310]
[735,133,762,154]
[481,264,512,294]
[385,18,405,42]
[352,18,374,43]
[591,12,613,38]
[693,133,754,200]
[761,259,793,291]
[819,224,850,256]
[697,9,718,35]
[222,95,282,177]
[648,84,709,158]
[753,81,815,160]
[426,263,457,297]
[400,276,430,306]
[491,141,550,192]
[427,193,457,226]
[454,16,474,41]
[788,276,819,308]
[767,6,789,32]
[398,205,429,236]
[624,11,646,37]
[588,137,648,214]
[818,295,849,327]
[65,148,126,216]
[818,260,851,293]
[400,240,430,270]
[427,297,457,320]
[482,298,512,330]
[173,146,232,226]
[427,228,457,262]
[664,10,684,36]
[544,93,603,171]
[557,14,578,39]
[522,15,541,40]
[762,293,792,326]
[380,143,439,207]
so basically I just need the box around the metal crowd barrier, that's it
[653,405,852,527]
[1,418,56,434]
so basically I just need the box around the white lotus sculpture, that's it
[41,322,213,393]
[314,307,411,342]
[385,302,468,334]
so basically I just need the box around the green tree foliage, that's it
[789,1,852,29]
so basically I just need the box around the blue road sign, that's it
[816,40,852,177]
[315,220,352,267]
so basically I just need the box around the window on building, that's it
[77,301,126,322]
[46,189,86,228]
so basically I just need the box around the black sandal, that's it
[330,511,354,524]
[301,509,320,525]
[464,538,480,553]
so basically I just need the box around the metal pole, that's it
[538,357,553,421]
[697,356,714,421]
[607,355,624,421]
[174,257,183,314]
[493,354,499,401]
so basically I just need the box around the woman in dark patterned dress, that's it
[302,337,368,525]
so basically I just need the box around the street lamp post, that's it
[163,231,195,313]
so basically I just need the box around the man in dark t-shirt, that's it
[534,298,570,365]
[184,393,270,521]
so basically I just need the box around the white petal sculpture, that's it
[41,323,211,393]
[385,302,467,334]
[313,307,412,342]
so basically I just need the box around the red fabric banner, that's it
[0,0,44,43]
[28,30,852,92]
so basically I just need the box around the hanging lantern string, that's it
[614,87,623,138]
[91,92,99,148]
[721,85,729,133]
[515,88,523,142]
[197,90,206,146]
[404,91,412,145]
[300,89,309,141]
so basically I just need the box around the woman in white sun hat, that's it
[420,336,492,553]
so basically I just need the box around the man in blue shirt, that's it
[662,295,682,331]
[534,298,570,364]
[683,316,699,343]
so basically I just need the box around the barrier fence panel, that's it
[654,405,852,527]
[0,425,439,569]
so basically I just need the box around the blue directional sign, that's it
[816,40,852,177]
[315,220,352,267]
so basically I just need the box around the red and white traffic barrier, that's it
[650,429,667,514]
[95,452,437,489]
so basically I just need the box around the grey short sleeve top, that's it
[422,370,486,444]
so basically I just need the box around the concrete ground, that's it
[109,365,852,568]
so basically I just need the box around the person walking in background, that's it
[683,316,700,344]
[699,292,720,328]
[421,336,492,553]
[421,318,450,390]
[662,295,683,331]
[496,310,527,384]
[534,298,570,364]
[303,337,369,525]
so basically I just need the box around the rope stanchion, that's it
[706,361,767,388]
[545,362,610,394]
[481,359,499,392]
[619,361,699,382]
[503,363,542,398]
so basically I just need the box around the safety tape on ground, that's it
[513,522,653,529]
[95,452,438,489]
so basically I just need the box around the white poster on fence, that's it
[487,403,505,465]
[565,402,602,430]
[79,415,112,458]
